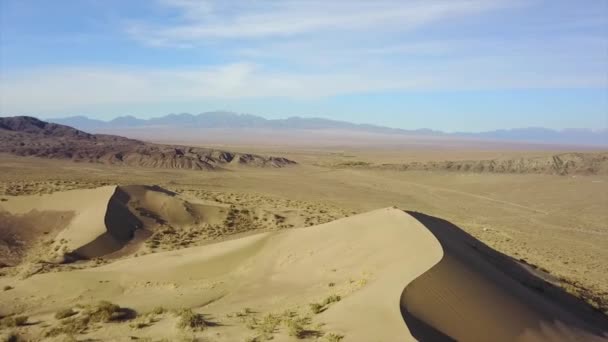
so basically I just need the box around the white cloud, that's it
[2,58,605,114]
[128,0,515,45]
[0,63,417,113]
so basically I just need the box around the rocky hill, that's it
[0,116,296,170]
[335,153,608,176]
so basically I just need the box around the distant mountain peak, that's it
[47,112,608,146]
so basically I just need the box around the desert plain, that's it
[0,119,607,341]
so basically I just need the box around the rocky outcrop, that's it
[336,153,608,175]
[0,116,296,170]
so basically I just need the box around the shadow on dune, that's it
[401,211,608,342]
[67,187,143,261]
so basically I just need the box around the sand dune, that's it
[401,212,608,341]
[0,185,232,264]
[1,207,442,340]
[0,186,117,264]
[1,186,607,341]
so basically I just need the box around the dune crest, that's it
[401,212,608,342]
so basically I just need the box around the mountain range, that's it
[48,112,608,147]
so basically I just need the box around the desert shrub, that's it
[285,319,305,338]
[0,316,27,327]
[82,301,133,323]
[325,333,345,341]
[2,286,13,291]
[151,306,165,315]
[309,294,342,315]
[129,317,152,329]
[245,317,258,330]
[322,295,341,305]
[176,309,208,330]
[44,316,90,337]
[258,313,280,334]
[55,308,77,320]
[284,314,315,339]
[309,303,324,314]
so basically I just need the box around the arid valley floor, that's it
[1,123,608,341]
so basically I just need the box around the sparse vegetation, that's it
[286,320,304,338]
[284,315,312,339]
[55,308,77,320]
[309,303,324,314]
[258,313,281,334]
[83,300,132,322]
[44,316,90,337]
[310,294,342,314]
[336,161,372,168]
[0,316,28,328]
[45,300,134,336]
[322,295,341,305]
[151,306,166,315]
[129,315,155,329]
[176,308,209,330]
[325,333,345,341]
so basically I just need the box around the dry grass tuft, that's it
[83,300,132,323]
[0,316,27,328]
[325,333,345,341]
[55,308,77,320]
[176,308,211,331]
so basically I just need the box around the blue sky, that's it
[0,0,606,132]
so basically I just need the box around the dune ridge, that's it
[401,212,608,341]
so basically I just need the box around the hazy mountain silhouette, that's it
[48,112,608,146]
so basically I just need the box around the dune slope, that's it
[2,190,607,341]
[0,208,443,341]
[401,212,608,342]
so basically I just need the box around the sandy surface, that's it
[1,145,607,341]
[0,207,444,341]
